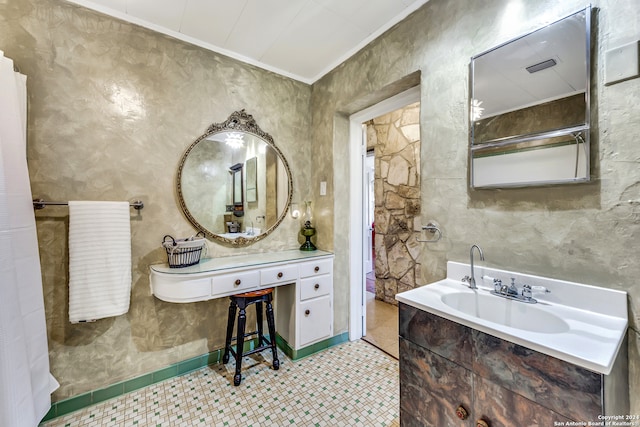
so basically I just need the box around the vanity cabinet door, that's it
[400,337,473,427]
[471,330,603,421]
[473,375,574,427]
[298,296,332,347]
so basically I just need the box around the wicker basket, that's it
[162,232,206,268]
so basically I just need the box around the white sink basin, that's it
[217,232,257,239]
[395,261,628,375]
[441,292,569,334]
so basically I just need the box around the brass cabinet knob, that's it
[476,420,489,427]
[277,272,283,279]
[314,266,320,272]
[455,405,468,420]
[314,283,320,290]
[304,309,310,316]
[234,279,241,286]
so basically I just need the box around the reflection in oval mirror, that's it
[469,7,591,188]
[177,110,292,246]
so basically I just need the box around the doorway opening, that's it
[347,86,421,357]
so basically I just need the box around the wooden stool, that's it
[222,288,279,386]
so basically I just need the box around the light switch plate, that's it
[320,181,327,196]
[604,40,640,86]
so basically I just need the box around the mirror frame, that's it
[469,6,591,189]
[176,110,293,246]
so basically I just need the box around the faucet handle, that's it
[462,275,471,284]
[493,278,502,292]
[522,284,532,299]
[531,285,550,294]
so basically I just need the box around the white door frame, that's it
[364,151,375,274]
[348,86,421,341]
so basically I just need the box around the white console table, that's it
[150,249,334,351]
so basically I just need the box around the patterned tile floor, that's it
[42,340,399,427]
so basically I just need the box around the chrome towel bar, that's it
[33,199,144,210]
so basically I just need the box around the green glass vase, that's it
[299,201,317,251]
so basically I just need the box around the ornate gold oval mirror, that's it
[177,110,292,246]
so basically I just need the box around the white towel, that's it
[68,201,132,323]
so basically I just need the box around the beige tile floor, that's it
[362,292,399,360]
[41,340,399,427]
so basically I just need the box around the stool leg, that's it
[234,302,247,386]
[222,300,237,364]
[255,301,264,344]
[265,298,279,370]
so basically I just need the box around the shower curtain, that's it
[0,52,57,426]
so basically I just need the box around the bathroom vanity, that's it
[396,261,629,426]
[150,249,334,352]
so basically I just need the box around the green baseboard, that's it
[40,332,349,424]
[40,346,224,424]
[276,332,349,360]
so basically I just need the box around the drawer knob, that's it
[314,283,320,290]
[277,272,283,279]
[476,420,489,427]
[314,266,320,273]
[455,405,468,420]
[234,279,241,286]
[304,309,310,316]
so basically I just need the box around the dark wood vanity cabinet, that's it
[399,303,626,427]
[400,338,474,426]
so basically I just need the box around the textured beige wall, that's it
[312,0,640,410]
[0,0,311,400]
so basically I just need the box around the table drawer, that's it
[260,264,298,286]
[211,270,259,297]
[299,258,332,278]
[299,275,332,301]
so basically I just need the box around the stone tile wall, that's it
[366,102,421,304]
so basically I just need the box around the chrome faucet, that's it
[490,277,550,304]
[462,244,484,289]
[246,219,254,236]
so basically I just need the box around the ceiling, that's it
[66,0,429,84]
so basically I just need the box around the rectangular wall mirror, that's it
[230,162,244,216]
[245,156,257,203]
[469,7,591,188]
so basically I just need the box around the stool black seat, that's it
[222,287,279,386]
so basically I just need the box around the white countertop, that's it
[396,261,628,375]
[151,249,333,275]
